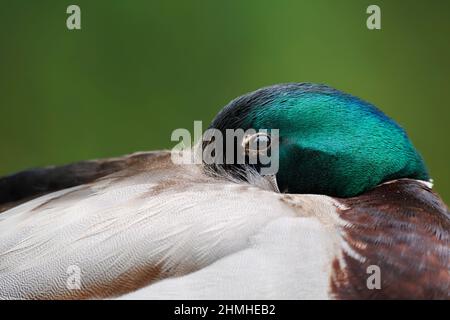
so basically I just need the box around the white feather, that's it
[0,157,343,299]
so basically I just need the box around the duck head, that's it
[206,83,429,197]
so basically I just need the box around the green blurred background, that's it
[0,1,448,202]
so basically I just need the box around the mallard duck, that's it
[0,83,448,299]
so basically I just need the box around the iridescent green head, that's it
[208,83,429,197]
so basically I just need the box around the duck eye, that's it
[242,133,271,154]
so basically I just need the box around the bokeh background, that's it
[0,0,448,202]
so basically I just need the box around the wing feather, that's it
[0,151,167,213]
[0,153,340,299]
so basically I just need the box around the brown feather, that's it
[331,179,450,299]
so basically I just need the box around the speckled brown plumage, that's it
[331,179,450,299]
